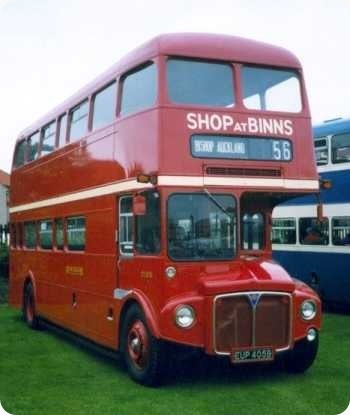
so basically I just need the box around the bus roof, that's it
[17,33,302,140]
[313,118,350,138]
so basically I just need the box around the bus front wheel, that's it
[23,282,40,330]
[121,304,165,386]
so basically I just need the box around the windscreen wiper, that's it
[203,188,234,219]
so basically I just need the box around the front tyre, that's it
[121,304,165,386]
[23,282,40,330]
[284,335,319,373]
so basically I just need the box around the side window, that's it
[120,62,157,117]
[24,222,37,249]
[299,218,329,245]
[332,133,350,164]
[314,137,328,166]
[69,101,89,142]
[272,218,296,244]
[28,132,40,162]
[119,196,133,255]
[10,223,17,248]
[242,213,264,250]
[332,217,350,246]
[67,217,86,251]
[55,218,64,250]
[92,82,117,130]
[39,220,53,249]
[17,223,23,248]
[135,191,160,254]
[41,121,56,156]
[14,140,26,168]
[58,114,67,147]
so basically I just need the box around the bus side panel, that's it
[273,250,350,306]
[9,250,26,308]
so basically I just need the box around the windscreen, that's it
[168,193,236,260]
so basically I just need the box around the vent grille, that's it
[206,167,282,177]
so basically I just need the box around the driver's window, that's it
[119,196,133,255]
[135,191,160,255]
[242,213,264,250]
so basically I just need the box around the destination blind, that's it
[190,135,292,161]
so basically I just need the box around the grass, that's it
[0,276,8,304]
[0,278,349,415]
[0,245,8,304]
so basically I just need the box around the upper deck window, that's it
[315,137,328,166]
[167,58,235,107]
[69,101,88,142]
[242,66,302,113]
[28,132,40,162]
[58,114,67,147]
[13,140,26,168]
[120,63,157,117]
[332,133,350,164]
[92,82,117,130]
[41,121,56,156]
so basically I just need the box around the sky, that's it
[0,0,349,173]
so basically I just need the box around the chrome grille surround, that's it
[213,291,293,356]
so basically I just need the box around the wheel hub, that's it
[127,320,149,369]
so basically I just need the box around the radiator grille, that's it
[214,292,291,354]
[206,167,282,177]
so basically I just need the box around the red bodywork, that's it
[9,34,321,356]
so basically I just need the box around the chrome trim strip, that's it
[213,291,293,356]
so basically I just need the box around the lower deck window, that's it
[39,220,53,249]
[10,224,17,248]
[24,222,37,249]
[119,196,133,255]
[67,217,86,251]
[271,218,296,244]
[55,219,64,250]
[242,213,264,250]
[135,192,160,254]
[332,217,350,245]
[299,218,329,245]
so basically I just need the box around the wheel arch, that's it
[22,272,37,311]
[118,291,161,347]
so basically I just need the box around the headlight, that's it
[165,266,176,279]
[300,300,317,320]
[175,305,196,328]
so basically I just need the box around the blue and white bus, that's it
[272,118,350,308]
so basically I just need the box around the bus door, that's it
[117,191,163,310]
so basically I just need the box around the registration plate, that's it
[231,347,274,364]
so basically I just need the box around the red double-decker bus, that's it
[9,33,321,385]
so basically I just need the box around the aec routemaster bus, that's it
[273,118,350,308]
[9,33,321,385]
